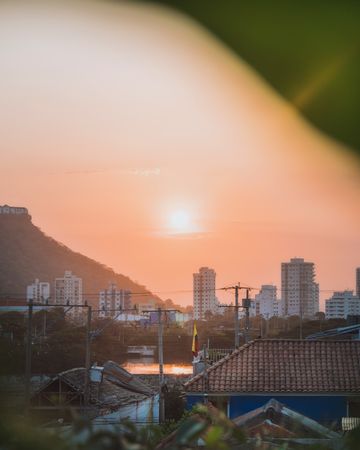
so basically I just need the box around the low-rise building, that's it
[137,299,158,314]
[174,311,191,325]
[325,290,360,319]
[0,204,29,215]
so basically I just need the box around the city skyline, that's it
[20,233,360,314]
[3,203,360,312]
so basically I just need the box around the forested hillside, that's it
[0,213,159,306]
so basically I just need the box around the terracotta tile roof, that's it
[184,340,360,393]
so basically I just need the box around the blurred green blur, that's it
[145,0,360,156]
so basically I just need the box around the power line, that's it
[0,287,226,297]
[0,285,348,298]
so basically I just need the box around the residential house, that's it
[30,360,158,426]
[184,339,360,426]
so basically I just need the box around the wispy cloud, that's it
[126,168,161,176]
[58,167,161,176]
[153,230,213,240]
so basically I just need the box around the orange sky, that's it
[1,0,360,308]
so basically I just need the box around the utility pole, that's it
[25,299,33,414]
[299,288,303,340]
[234,285,240,348]
[84,305,92,410]
[43,308,47,338]
[143,307,178,423]
[243,289,251,344]
[221,284,252,348]
[42,296,49,339]
[158,308,165,423]
[203,343,208,404]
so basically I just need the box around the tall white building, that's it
[253,285,282,318]
[99,283,132,318]
[55,271,83,319]
[26,279,50,304]
[281,258,319,318]
[193,267,218,320]
[273,300,282,317]
[325,291,360,319]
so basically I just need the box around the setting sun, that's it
[0,0,359,308]
[169,210,191,234]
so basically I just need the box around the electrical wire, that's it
[0,285,347,299]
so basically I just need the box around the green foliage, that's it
[0,304,351,377]
[148,0,360,154]
[0,418,69,450]
[0,404,245,450]
[172,404,245,450]
[345,425,360,450]
[2,407,360,450]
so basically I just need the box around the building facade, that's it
[253,285,281,318]
[0,204,28,215]
[193,267,218,320]
[325,290,360,319]
[137,299,158,314]
[26,279,50,303]
[55,271,83,319]
[356,267,360,299]
[281,258,319,318]
[98,283,132,318]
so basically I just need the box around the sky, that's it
[1,0,360,308]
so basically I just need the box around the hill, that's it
[0,211,161,307]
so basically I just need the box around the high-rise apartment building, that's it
[281,258,319,318]
[193,267,218,320]
[26,278,50,303]
[356,268,360,298]
[325,291,360,319]
[99,283,132,318]
[55,271,83,319]
[253,285,282,318]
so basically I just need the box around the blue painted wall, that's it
[186,394,348,424]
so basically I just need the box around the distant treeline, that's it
[0,307,348,376]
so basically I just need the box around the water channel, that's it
[122,356,193,375]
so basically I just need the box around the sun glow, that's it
[169,210,191,233]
